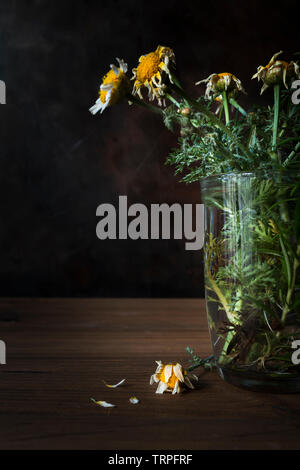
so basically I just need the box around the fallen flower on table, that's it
[103,379,126,389]
[90,398,116,408]
[150,361,195,394]
[129,397,140,404]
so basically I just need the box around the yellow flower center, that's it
[100,68,128,105]
[158,365,178,389]
[218,72,232,77]
[218,72,239,81]
[136,52,161,83]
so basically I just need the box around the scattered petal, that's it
[90,398,116,408]
[129,397,140,405]
[103,379,126,389]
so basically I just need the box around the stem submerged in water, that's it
[281,243,300,325]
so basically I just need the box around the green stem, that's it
[206,268,233,321]
[272,84,280,152]
[229,98,248,117]
[187,355,215,372]
[218,330,235,365]
[166,93,181,108]
[128,93,163,115]
[170,73,184,90]
[222,91,230,125]
[170,82,252,159]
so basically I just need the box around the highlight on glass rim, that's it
[90,46,300,393]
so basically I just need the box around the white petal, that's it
[156,381,169,394]
[269,51,283,64]
[172,380,179,395]
[260,83,269,95]
[100,83,113,91]
[91,399,116,408]
[103,379,126,389]
[89,99,103,115]
[224,74,231,90]
[173,363,184,382]
[129,397,140,404]
[184,376,195,389]
[163,365,173,383]
[110,64,120,76]
[116,58,128,74]
[282,66,288,89]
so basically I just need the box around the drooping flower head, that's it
[150,361,195,394]
[132,46,176,106]
[196,72,246,100]
[252,51,300,94]
[89,58,130,115]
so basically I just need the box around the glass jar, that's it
[201,172,300,393]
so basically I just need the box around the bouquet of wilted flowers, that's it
[90,47,300,392]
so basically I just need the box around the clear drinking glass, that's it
[201,172,300,392]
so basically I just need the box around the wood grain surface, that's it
[0,298,300,450]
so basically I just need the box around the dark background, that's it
[0,0,298,298]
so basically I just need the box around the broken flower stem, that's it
[187,355,215,372]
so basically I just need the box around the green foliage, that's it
[165,90,300,183]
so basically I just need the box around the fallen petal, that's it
[129,397,140,405]
[90,398,116,408]
[103,379,126,389]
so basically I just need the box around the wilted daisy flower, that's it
[132,46,175,106]
[89,58,130,115]
[252,51,300,94]
[196,72,246,99]
[150,361,195,394]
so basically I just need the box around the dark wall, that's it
[0,0,298,297]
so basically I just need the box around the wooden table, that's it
[0,298,300,450]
